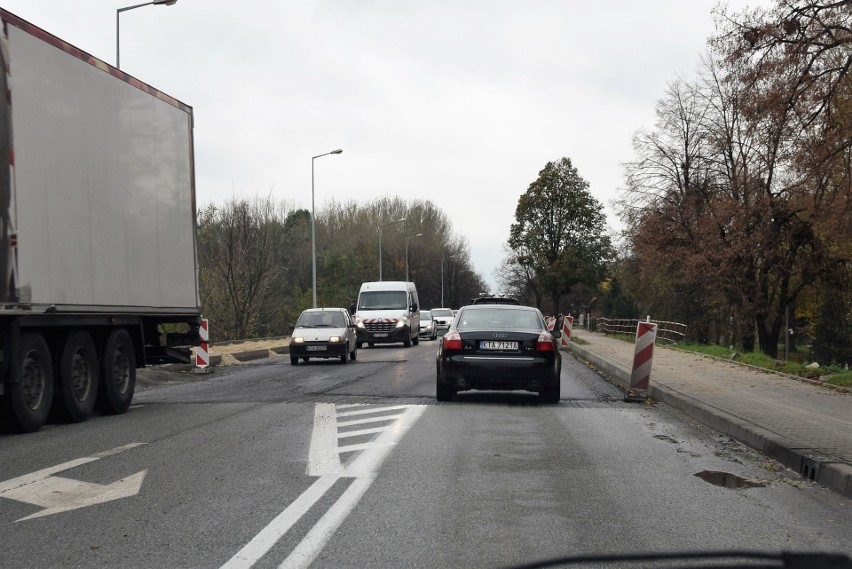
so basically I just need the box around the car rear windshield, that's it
[420,311,432,320]
[431,309,453,317]
[457,308,541,330]
[358,291,407,310]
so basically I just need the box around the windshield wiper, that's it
[503,551,852,569]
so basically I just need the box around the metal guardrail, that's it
[593,318,687,344]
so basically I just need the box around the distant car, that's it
[470,295,520,305]
[289,308,357,365]
[431,308,454,330]
[419,310,438,340]
[435,304,561,402]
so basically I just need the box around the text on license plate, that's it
[479,341,518,351]
[306,345,327,351]
[372,333,389,337]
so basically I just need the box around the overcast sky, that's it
[3,1,770,291]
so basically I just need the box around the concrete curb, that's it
[565,342,852,499]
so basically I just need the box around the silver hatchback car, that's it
[289,308,357,364]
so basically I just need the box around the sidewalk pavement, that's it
[567,328,852,498]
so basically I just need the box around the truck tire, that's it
[55,330,99,422]
[97,329,136,415]
[1,333,54,433]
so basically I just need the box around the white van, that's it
[353,281,420,348]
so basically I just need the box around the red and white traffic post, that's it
[195,318,209,371]
[625,319,657,402]
[560,315,574,347]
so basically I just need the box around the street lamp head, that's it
[153,0,178,5]
[331,149,343,155]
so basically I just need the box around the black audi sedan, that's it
[435,304,561,402]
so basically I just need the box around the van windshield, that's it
[358,291,407,310]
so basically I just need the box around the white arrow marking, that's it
[0,442,147,522]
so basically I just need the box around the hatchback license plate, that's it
[480,341,518,351]
[306,345,327,351]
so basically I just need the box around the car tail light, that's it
[535,332,554,352]
[443,330,463,350]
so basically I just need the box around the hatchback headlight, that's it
[292,337,305,344]
[329,336,343,343]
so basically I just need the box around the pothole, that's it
[695,470,766,489]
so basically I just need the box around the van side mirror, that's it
[348,304,356,315]
[411,303,418,312]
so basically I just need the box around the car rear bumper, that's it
[438,354,559,391]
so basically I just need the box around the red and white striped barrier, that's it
[628,321,657,394]
[560,315,574,347]
[546,316,556,331]
[196,318,209,369]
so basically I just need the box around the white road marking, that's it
[221,404,425,569]
[0,443,148,522]
[337,442,393,454]
[306,404,341,476]
[335,405,409,417]
[336,414,405,428]
[277,476,375,569]
[219,475,338,569]
[337,427,388,439]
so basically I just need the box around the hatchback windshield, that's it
[297,311,346,328]
[358,291,407,310]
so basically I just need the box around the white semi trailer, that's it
[0,9,200,432]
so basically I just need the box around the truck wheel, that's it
[1,333,54,432]
[55,330,99,422]
[403,336,412,348]
[97,329,136,415]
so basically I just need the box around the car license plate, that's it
[306,345,327,351]
[372,333,388,338]
[480,341,518,351]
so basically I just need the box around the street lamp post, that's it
[311,149,343,308]
[405,233,423,283]
[116,0,178,69]
[378,218,405,281]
